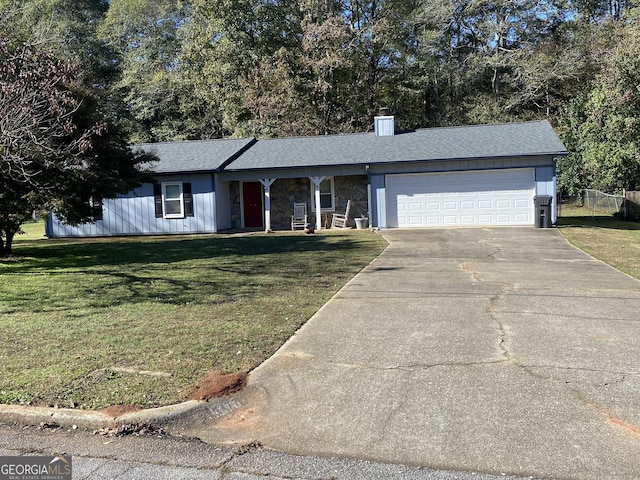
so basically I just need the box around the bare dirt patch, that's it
[100,404,142,418]
[187,371,247,401]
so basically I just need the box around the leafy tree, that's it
[3,0,628,148]
[0,37,152,256]
[402,0,580,126]
[558,18,640,194]
[99,0,198,142]
[0,0,114,87]
[299,4,355,134]
[181,0,308,137]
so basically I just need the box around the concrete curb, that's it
[0,400,207,430]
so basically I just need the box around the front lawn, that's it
[0,226,387,409]
[558,206,640,280]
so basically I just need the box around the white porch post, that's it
[259,178,276,232]
[310,176,325,231]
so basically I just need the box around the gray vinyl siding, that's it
[214,175,232,231]
[367,155,554,176]
[534,165,557,222]
[46,174,217,238]
[369,174,386,229]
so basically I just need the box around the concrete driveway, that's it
[182,228,640,480]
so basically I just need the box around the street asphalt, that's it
[171,228,640,480]
[0,422,537,479]
[2,227,640,479]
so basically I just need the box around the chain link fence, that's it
[583,189,626,216]
[558,189,627,218]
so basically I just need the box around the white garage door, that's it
[387,169,535,227]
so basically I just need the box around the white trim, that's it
[310,176,335,212]
[162,181,184,219]
[260,178,276,233]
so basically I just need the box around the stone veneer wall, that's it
[270,175,368,230]
[270,178,310,229]
[334,175,368,227]
[229,181,241,229]
[223,176,369,231]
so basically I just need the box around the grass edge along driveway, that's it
[558,206,640,281]
[0,227,388,410]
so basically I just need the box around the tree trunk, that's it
[1,230,16,257]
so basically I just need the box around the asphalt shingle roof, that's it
[227,121,566,171]
[133,121,566,174]
[135,137,255,174]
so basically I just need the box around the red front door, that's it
[242,182,263,228]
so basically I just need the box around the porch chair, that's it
[291,202,308,230]
[331,200,351,229]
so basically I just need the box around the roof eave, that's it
[223,150,568,172]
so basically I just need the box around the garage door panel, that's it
[387,169,534,227]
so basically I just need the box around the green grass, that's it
[558,206,640,280]
[1,224,387,409]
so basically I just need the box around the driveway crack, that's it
[478,239,502,260]
[459,261,482,281]
[516,365,639,380]
[381,360,508,371]
[377,369,412,444]
[487,284,515,361]
[317,358,508,372]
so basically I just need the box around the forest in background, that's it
[2,0,640,194]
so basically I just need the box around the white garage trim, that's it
[386,168,535,228]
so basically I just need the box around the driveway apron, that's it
[183,228,640,480]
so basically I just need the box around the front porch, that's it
[226,175,369,231]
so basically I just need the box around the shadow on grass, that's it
[558,215,640,231]
[2,234,368,273]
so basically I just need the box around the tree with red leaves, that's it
[0,37,152,256]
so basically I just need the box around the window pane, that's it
[320,179,332,194]
[163,183,183,217]
[165,199,182,215]
[165,184,181,200]
[310,177,334,211]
